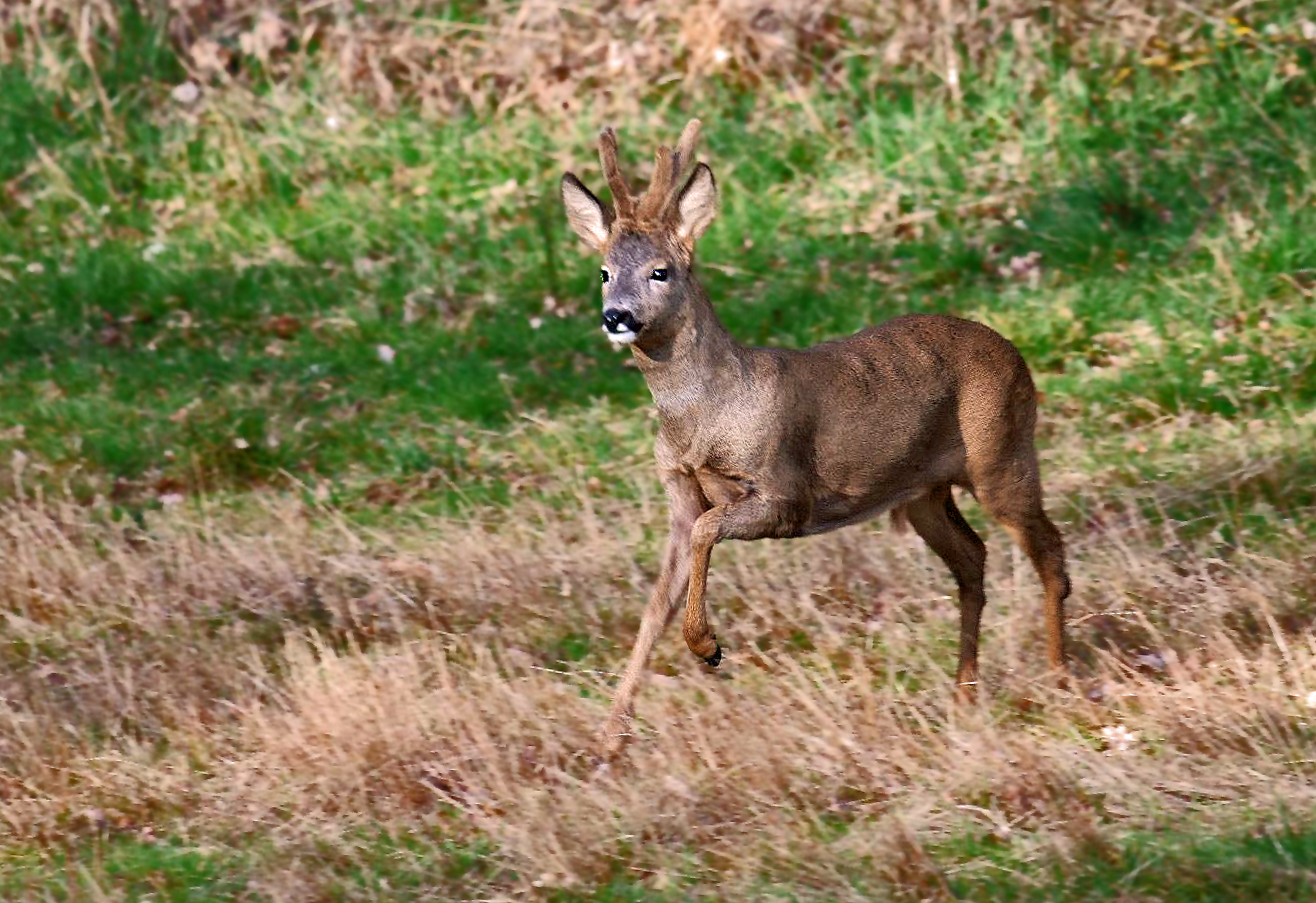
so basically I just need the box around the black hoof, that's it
[702,644,723,668]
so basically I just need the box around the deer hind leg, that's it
[902,486,988,701]
[972,463,1071,677]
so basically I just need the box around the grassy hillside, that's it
[2,1,1316,899]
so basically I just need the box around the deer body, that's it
[561,122,1071,757]
[647,311,1035,537]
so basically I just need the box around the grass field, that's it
[2,1,1316,899]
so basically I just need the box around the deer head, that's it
[560,120,719,349]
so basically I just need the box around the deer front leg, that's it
[601,475,706,758]
[683,494,800,665]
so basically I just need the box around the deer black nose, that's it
[602,308,642,335]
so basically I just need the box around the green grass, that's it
[2,11,1314,517]
[941,823,1316,903]
[0,837,251,902]
[5,821,1314,901]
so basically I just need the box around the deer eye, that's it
[600,269,610,284]
[650,268,668,282]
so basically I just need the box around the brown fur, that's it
[561,121,1071,758]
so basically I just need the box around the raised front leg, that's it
[601,474,708,758]
[682,493,802,665]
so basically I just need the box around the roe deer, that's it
[560,120,1071,757]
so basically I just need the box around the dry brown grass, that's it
[2,407,1314,897]
[2,0,1242,117]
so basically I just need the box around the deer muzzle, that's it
[601,308,642,345]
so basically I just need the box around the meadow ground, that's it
[2,1,1316,899]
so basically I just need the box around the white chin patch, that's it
[604,326,638,345]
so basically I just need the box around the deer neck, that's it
[630,282,745,429]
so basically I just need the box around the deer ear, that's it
[561,173,611,250]
[675,163,718,243]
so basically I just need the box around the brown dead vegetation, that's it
[1,409,1314,896]
[3,1,1244,117]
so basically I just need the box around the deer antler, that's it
[656,118,702,222]
[636,145,675,221]
[598,127,635,220]
[637,119,703,221]
[671,118,701,184]
[601,119,703,226]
